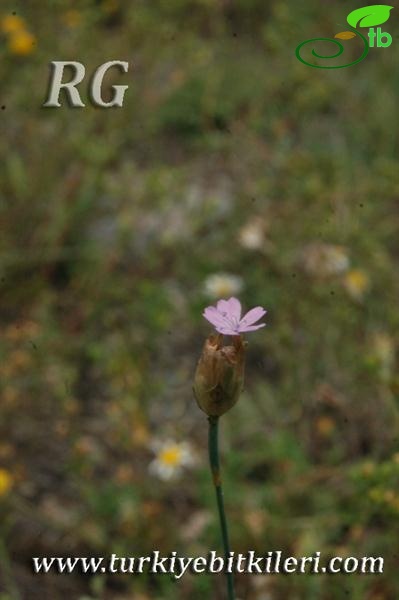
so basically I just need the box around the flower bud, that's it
[193,334,245,417]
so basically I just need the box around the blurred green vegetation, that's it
[1,1,399,599]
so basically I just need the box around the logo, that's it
[43,61,130,108]
[296,4,394,68]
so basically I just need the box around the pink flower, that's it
[203,297,266,336]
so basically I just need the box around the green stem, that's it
[0,535,21,600]
[208,416,235,600]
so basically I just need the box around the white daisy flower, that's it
[204,273,243,299]
[302,243,350,277]
[238,218,266,250]
[149,440,195,481]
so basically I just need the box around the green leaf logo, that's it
[347,5,393,28]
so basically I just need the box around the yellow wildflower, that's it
[8,29,36,55]
[343,269,370,300]
[1,14,26,34]
[0,469,13,496]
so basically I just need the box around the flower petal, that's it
[215,326,240,336]
[227,297,242,320]
[203,307,229,328]
[237,323,266,333]
[239,306,266,327]
[216,299,231,316]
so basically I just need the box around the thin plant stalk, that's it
[0,535,21,600]
[208,416,235,600]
